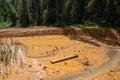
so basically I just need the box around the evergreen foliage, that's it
[0,0,119,27]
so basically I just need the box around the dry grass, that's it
[0,38,25,80]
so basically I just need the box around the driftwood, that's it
[50,54,78,64]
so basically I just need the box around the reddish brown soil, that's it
[93,66,120,80]
[0,28,120,80]
[0,27,120,46]
[0,27,120,38]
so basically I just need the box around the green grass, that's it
[70,23,114,28]
[0,40,23,76]
[0,21,12,28]
[0,21,115,28]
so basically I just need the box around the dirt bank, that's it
[0,27,120,46]
[0,28,120,38]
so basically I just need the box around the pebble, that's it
[42,66,47,70]
[28,65,32,67]
[39,64,41,66]
[40,78,43,80]
[65,62,67,65]
[49,45,52,47]
[56,70,60,72]
[82,58,89,66]
[74,50,76,52]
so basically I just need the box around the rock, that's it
[82,58,89,66]
[64,62,67,65]
[42,66,47,70]
[28,65,32,67]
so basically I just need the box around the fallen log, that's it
[50,54,78,64]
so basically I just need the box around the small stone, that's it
[40,78,43,80]
[42,66,47,70]
[64,62,67,65]
[53,72,55,73]
[110,70,114,72]
[61,47,63,49]
[52,49,56,52]
[46,52,48,54]
[49,45,52,47]
[28,65,32,67]
[56,70,60,72]
[44,66,47,68]
[55,46,58,49]
[1,59,3,61]
[84,61,89,66]
[82,58,89,66]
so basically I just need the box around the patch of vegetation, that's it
[55,20,66,27]
[0,22,12,28]
[0,39,25,79]
[71,23,114,28]
[0,0,119,28]
[0,41,16,74]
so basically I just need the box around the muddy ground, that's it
[0,27,120,80]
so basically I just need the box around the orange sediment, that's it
[0,35,119,80]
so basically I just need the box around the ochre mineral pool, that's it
[0,35,118,80]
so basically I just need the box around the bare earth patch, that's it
[0,28,120,80]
